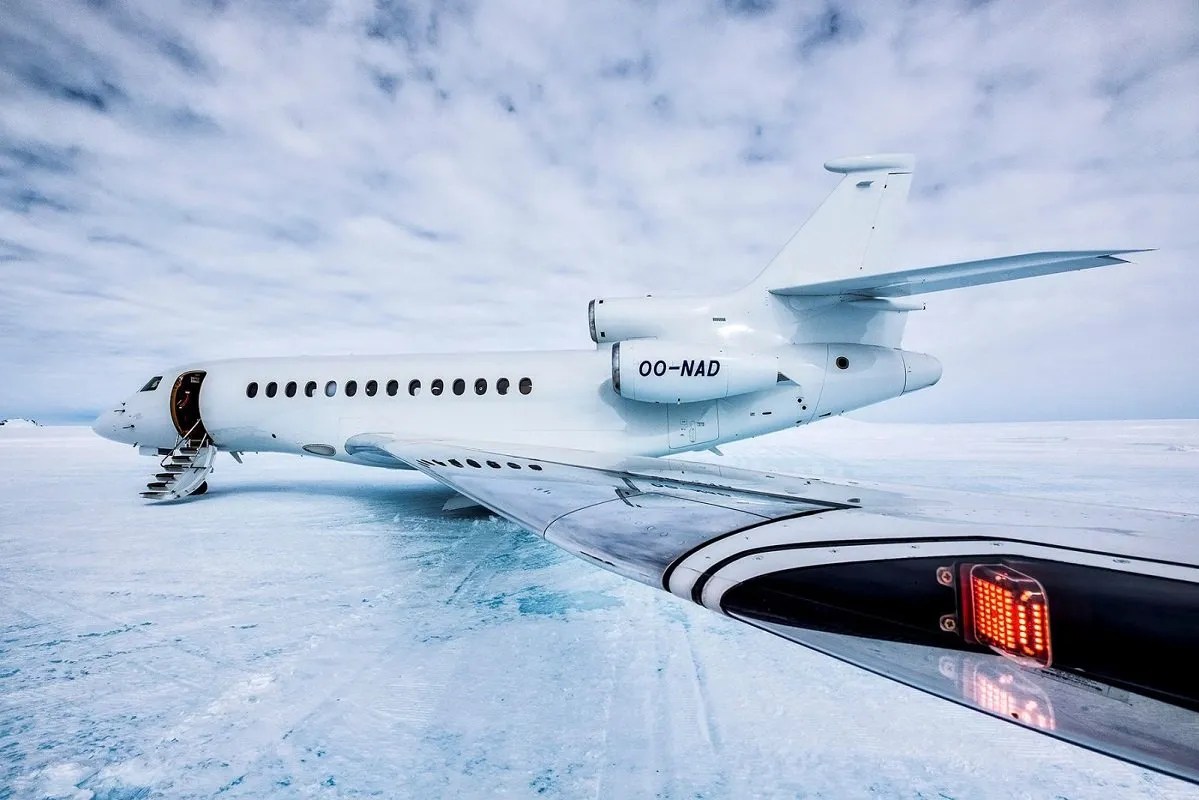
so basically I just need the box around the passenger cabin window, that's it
[475,378,487,395]
[519,377,533,395]
[497,378,509,396]
[305,381,317,398]
[408,379,420,396]
[141,376,162,392]
[452,378,465,396]
[365,379,378,397]
[325,380,337,397]
[346,380,358,397]
[431,379,444,396]
[266,381,278,398]
[285,381,297,397]
[246,381,258,398]
[387,379,399,396]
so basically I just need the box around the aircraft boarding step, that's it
[141,434,215,502]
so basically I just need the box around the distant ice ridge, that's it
[0,417,40,426]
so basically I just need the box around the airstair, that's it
[140,422,216,501]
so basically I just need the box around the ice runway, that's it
[2,420,1198,799]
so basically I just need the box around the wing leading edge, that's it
[346,434,1199,783]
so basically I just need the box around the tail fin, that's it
[745,154,914,293]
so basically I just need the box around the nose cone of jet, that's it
[901,351,942,394]
[91,408,127,443]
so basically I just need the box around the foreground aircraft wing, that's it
[346,434,1199,782]
[769,250,1149,297]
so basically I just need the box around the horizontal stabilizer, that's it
[770,250,1148,297]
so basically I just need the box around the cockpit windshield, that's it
[140,376,162,392]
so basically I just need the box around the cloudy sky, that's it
[2,0,1197,423]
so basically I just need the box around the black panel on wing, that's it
[721,556,1199,710]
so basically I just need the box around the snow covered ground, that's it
[2,419,1197,799]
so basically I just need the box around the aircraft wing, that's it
[345,434,1199,783]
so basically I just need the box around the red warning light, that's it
[962,564,1051,667]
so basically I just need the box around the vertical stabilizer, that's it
[745,154,914,293]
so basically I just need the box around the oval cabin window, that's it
[265,381,278,398]
[452,378,465,396]
[305,381,317,397]
[387,379,399,396]
[365,379,378,397]
[497,378,510,395]
[519,377,533,395]
[325,381,337,397]
[246,382,259,398]
[431,379,444,396]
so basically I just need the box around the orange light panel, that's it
[967,564,1051,667]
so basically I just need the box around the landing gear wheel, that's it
[193,481,209,496]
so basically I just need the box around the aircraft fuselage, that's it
[92,343,940,465]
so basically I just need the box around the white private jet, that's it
[93,155,1199,781]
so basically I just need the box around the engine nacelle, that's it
[589,296,712,343]
[612,341,780,403]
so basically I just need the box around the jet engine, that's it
[612,341,780,403]
[589,297,714,343]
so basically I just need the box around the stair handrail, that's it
[158,420,204,470]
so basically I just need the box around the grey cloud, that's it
[797,5,864,56]
[159,106,222,134]
[366,0,465,50]
[722,0,776,17]
[0,237,38,261]
[0,142,81,174]
[18,69,125,113]
[86,231,147,249]
[0,8,125,112]
[2,188,73,214]
[600,53,655,82]
[85,0,212,77]
[370,68,403,98]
